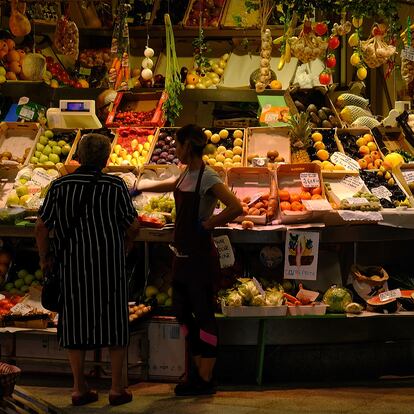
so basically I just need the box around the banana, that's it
[273,35,284,45]
[285,42,291,63]
[278,55,285,71]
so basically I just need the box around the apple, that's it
[44,130,54,139]
[17,269,29,279]
[24,274,34,285]
[48,153,60,164]
[42,145,52,156]
[39,135,49,146]
[14,279,24,289]
[34,269,43,280]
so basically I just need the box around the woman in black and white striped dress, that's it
[35,133,139,406]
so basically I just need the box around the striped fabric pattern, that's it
[39,169,137,348]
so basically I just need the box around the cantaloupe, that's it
[21,53,46,81]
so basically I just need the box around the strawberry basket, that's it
[0,362,21,398]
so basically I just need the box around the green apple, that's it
[15,185,28,197]
[21,285,30,293]
[44,130,54,139]
[31,280,40,286]
[52,146,61,155]
[39,135,49,146]
[36,142,45,152]
[24,274,34,285]
[34,269,43,280]
[17,269,29,279]
[58,140,67,147]
[14,279,24,289]
[19,178,28,185]
[61,144,71,156]
[6,192,19,206]
[48,140,57,147]
[5,282,14,291]
[39,154,49,164]
[30,156,39,164]
[42,145,52,156]
[35,150,42,159]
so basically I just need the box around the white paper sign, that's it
[402,170,414,184]
[252,277,266,296]
[331,152,360,171]
[31,170,53,187]
[284,230,319,280]
[379,289,401,302]
[341,174,364,191]
[401,47,414,62]
[301,199,332,211]
[213,235,235,269]
[345,197,368,205]
[11,303,32,316]
[300,173,320,188]
[248,192,264,206]
[371,186,392,201]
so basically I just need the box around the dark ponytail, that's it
[176,124,207,157]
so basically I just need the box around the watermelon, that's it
[323,286,352,313]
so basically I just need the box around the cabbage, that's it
[323,286,352,313]
[226,290,243,306]
[251,295,266,306]
[238,280,259,302]
[265,288,284,306]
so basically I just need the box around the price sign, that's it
[345,197,368,205]
[401,47,414,62]
[19,106,35,121]
[252,277,266,296]
[341,174,364,191]
[330,152,360,171]
[11,303,32,316]
[402,170,414,184]
[301,199,332,211]
[248,192,264,206]
[379,289,401,302]
[371,186,392,201]
[213,235,235,269]
[31,170,53,187]
[79,67,92,76]
[300,173,320,188]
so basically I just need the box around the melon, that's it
[21,53,46,81]
[366,295,398,313]
[396,290,414,311]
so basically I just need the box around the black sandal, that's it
[72,390,98,406]
[109,389,133,406]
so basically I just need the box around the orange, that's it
[280,201,291,211]
[374,158,383,168]
[363,154,372,163]
[311,194,323,200]
[186,73,199,85]
[291,201,303,211]
[359,145,370,156]
[311,187,322,195]
[370,151,380,160]
[363,133,374,142]
[279,189,290,201]
[300,191,312,200]
[367,162,375,170]
[6,50,19,62]
[290,193,301,203]
[270,79,282,90]
[358,159,367,169]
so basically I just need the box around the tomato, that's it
[319,70,332,85]
[314,22,328,36]
[326,55,336,68]
[328,36,340,50]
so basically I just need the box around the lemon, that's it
[233,154,242,163]
[357,66,367,80]
[356,137,367,147]
[211,134,220,144]
[233,129,243,139]
[233,146,243,155]
[384,152,404,168]
[114,144,122,155]
[204,130,212,139]
[225,150,234,158]
[348,33,359,48]
[234,138,243,147]
[143,142,150,150]
[215,161,224,168]
[216,154,226,163]
[312,132,323,142]
[208,158,216,166]
[233,162,242,167]
[225,158,233,164]
[334,164,345,170]
[147,134,154,142]
[350,53,360,66]
[313,141,325,151]
[217,145,226,153]
[202,155,210,162]
[321,161,334,171]
[219,129,229,139]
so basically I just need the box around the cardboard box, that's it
[106,91,167,128]
[148,318,187,381]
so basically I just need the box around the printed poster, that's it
[284,230,320,280]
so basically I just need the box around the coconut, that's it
[21,53,46,81]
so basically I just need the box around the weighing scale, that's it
[46,100,102,129]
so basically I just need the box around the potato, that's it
[243,196,251,203]
[241,220,254,229]
[248,207,256,215]
[255,202,264,209]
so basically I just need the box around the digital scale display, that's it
[62,102,89,112]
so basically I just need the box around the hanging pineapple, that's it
[288,113,312,163]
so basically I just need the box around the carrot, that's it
[114,69,123,90]
[284,292,298,303]
[124,66,129,82]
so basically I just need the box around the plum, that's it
[160,151,169,159]
[157,140,165,148]
[157,158,167,164]
[162,145,170,152]
[159,132,167,140]
[165,135,173,144]
[173,158,180,164]
[153,148,162,155]
[171,139,176,146]
[167,154,175,161]
[152,155,159,163]
[168,148,176,155]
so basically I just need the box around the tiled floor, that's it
[20,377,414,414]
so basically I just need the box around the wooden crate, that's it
[146,127,178,167]
[372,126,414,158]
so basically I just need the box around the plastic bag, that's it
[54,16,79,59]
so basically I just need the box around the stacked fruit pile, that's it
[145,285,172,307]
[278,186,323,212]
[112,108,156,127]
[108,128,155,167]
[3,268,43,296]
[148,129,178,165]
[128,303,151,323]
[202,129,244,168]
[307,130,344,171]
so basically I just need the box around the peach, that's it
[359,145,370,155]
[358,159,368,169]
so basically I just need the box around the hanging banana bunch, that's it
[274,11,298,71]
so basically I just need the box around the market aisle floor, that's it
[20,377,414,414]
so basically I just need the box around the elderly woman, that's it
[35,133,139,406]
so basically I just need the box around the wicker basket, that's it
[0,362,21,398]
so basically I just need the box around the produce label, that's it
[252,277,266,297]
[401,47,414,62]
[371,186,392,201]
[32,170,53,187]
[10,303,32,316]
[284,230,319,281]
[300,173,320,188]
[341,174,364,191]
[379,289,401,302]
[402,170,414,184]
[345,197,368,205]
[18,106,35,121]
[301,199,332,211]
[213,235,235,269]
[248,192,265,206]
[79,67,92,76]
[331,152,360,171]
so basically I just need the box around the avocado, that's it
[307,104,318,113]
[294,100,306,112]
[322,120,333,128]
[321,106,333,115]
[318,109,328,121]
[309,112,321,125]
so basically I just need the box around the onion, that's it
[144,47,154,58]
[142,57,153,69]
[21,53,46,81]
[141,68,153,80]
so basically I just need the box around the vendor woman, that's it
[139,124,242,395]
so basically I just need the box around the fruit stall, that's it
[0,0,414,384]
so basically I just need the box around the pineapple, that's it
[288,112,312,163]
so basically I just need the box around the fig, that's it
[322,120,333,128]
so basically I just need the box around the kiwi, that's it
[309,112,321,125]
[294,100,306,112]
[321,106,333,115]
[318,109,328,121]
[322,120,333,128]
[307,104,318,113]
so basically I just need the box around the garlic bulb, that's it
[141,68,153,80]
[142,57,153,69]
[144,47,154,58]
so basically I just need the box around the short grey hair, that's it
[78,133,111,168]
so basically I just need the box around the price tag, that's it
[79,67,92,76]
[301,199,332,211]
[11,303,32,316]
[296,288,319,304]
[371,186,392,201]
[247,192,264,206]
[379,289,401,302]
[213,235,235,269]
[341,174,364,191]
[330,152,360,171]
[31,170,53,187]
[345,197,368,205]
[401,47,414,62]
[19,106,35,121]
[300,173,320,188]
[402,170,414,184]
[252,277,266,297]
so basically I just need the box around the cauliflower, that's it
[238,280,259,303]
[265,288,284,306]
[226,290,243,307]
